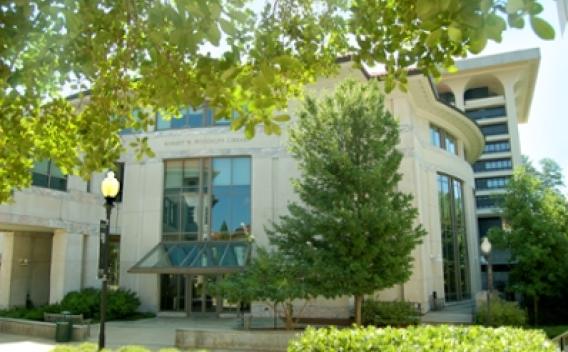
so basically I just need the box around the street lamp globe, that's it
[480,237,492,256]
[101,171,120,199]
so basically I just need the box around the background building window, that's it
[475,176,510,190]
[480,123,509,136]
[473,158,512,172]
[32,160,67,191]
[466,106,506,120]
[483,140,511,154]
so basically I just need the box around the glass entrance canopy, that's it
[129,240,251,274]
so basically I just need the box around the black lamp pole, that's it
[99,198,114,350]
[99,171,120,350]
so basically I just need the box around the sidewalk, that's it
[0,316,253,351]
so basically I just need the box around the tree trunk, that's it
[354,295,363,326]
[533,295,539,326]
[284,302,295,330]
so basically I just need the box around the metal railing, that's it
[552,329,568,352]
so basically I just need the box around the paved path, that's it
[0,316,275,351]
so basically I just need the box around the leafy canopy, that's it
[269,80,426,323]
[0,0,554,202]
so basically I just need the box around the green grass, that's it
[537,325,568,339]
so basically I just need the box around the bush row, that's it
[475,296,528,327]
[289,325,556,352]
[362,299,420,327]
[0,287,147,322]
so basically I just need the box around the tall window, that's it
[163,157,251,241]
[32,160,67,191]
[430,125,458,155]
[438,174,470,302]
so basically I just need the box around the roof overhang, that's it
[129,240,251,275]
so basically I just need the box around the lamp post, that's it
[480,236,493,326]
[99,171,120,350]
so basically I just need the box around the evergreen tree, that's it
[489,164,568,324]
[269,80,426,325]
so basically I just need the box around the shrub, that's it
[362,299,420,327]
[289,325,556,352]
[475,297,528,327]
[0,304,62,321]
[59,287,141,320]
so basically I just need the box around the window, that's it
[439,92,455,105]
[475,177,510,190]
[466,106,506,120]
[473,158,512,172]
[437,174,470,301]
[32,160,67,191]
[156,106,234,130]
[430,125,458,155]
[476,195,504,209]
[480,123,508,136]
[163,157,251,241]
[478,217,502,238]
[484,140,510,154]
[464,87,498,100]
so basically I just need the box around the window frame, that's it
[430,125,459,156]
[32,160,67,191]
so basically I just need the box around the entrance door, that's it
[159,274,186,311]
[188,275,222,315]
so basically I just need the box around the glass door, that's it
[188,275,222,315]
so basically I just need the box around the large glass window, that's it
[32,160,67,191]
[163,157,251,241]
[430,125,458,156]
[438,174,470,302]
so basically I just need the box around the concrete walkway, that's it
[421,300,474,324]
[0,316,278,351]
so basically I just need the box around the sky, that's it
[477,3,568,186]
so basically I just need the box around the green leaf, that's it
[416,0,438,20]
[506,0,525,14]
[448,26,462,43]
[219,18,237,36]
[206,24,221,46]
[244,123,255,139]
[507,14,525,29]
[530,16,555,40]
[468,32,488,54]
[273,114,290,122]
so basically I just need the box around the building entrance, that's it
[160,274,237,316]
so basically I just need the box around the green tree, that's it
[0,0,555,203]
[214,248,314,330]
[269,80,426,325]
[489,165,568,324]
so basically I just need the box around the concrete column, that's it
[0,232,15,308]
[49,229,85,303]
[442,80,467,111]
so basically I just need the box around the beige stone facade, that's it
[0,49,539,318]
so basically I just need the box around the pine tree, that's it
[269,80,426,325]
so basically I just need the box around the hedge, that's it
[289,325,556,352]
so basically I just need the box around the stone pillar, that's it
[49,229,85,304]
[0,232,14,308]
